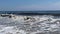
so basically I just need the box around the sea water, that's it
[0,14,60,34]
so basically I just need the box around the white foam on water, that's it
[0,14,60,34]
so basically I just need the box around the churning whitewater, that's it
[0,14,60,34]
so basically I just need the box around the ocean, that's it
[0,11,60,34]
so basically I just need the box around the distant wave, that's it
[0,11,60,15]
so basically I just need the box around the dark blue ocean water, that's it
[0,11,60,15]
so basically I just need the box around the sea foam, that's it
[0,14,60,34]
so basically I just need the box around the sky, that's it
[0,0,60,11]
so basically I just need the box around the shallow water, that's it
[0,14,60,34]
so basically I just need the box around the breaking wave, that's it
[0,14,60,34]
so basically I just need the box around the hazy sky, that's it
[0,0,60,11]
